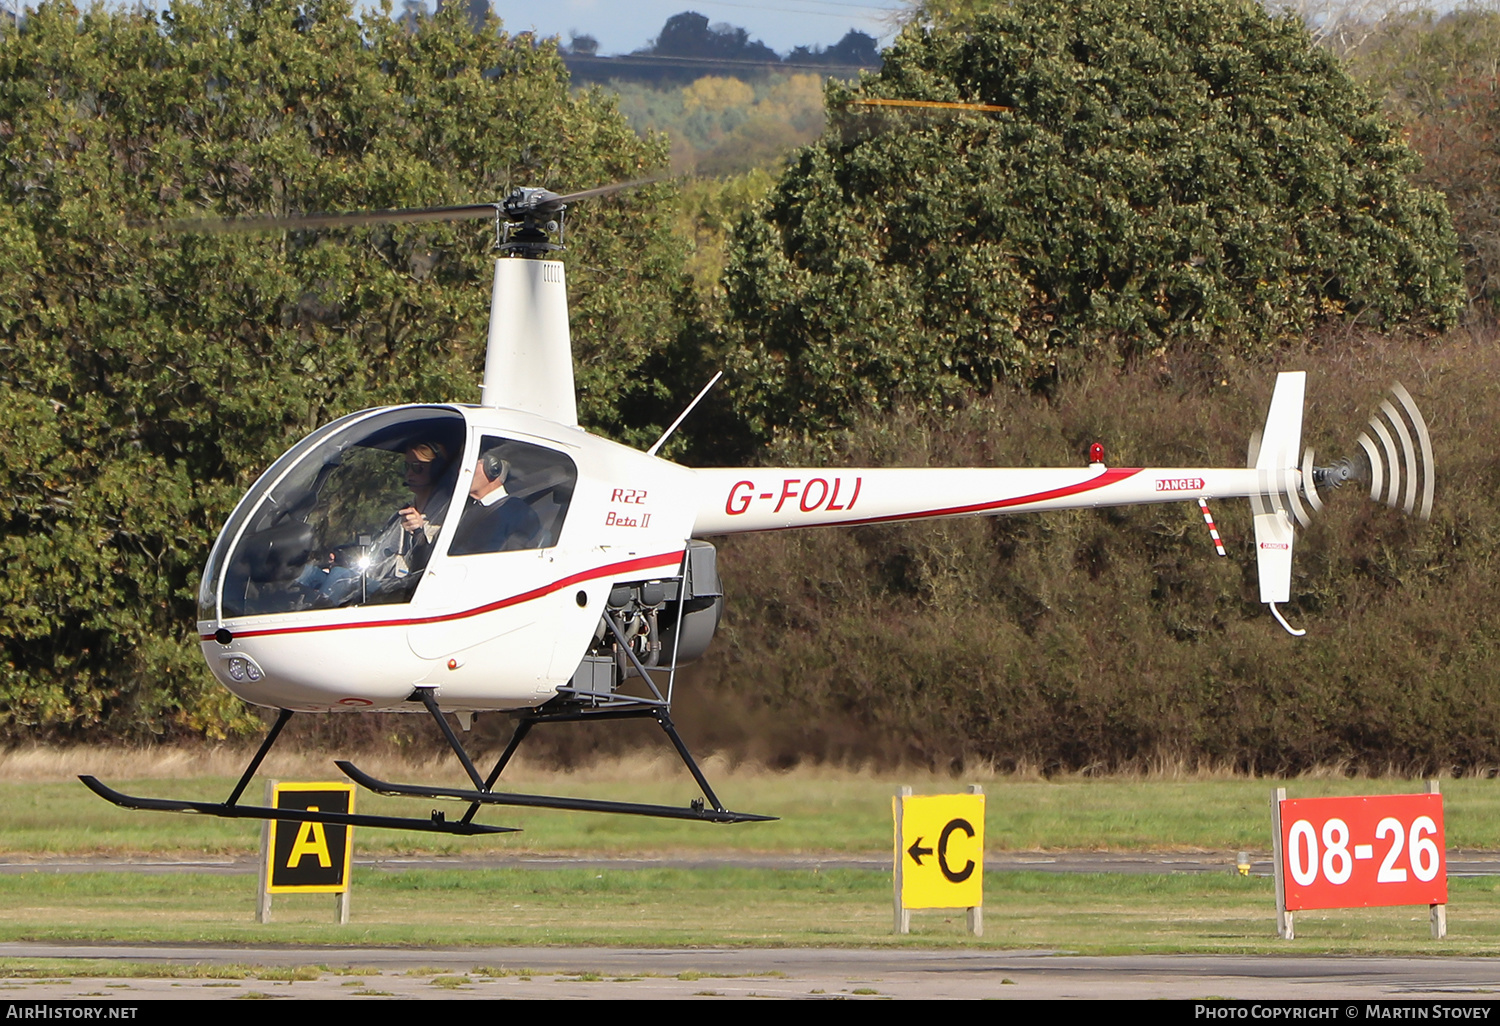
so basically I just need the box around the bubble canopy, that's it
[198,407,468,622]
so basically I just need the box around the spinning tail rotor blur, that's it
[1240,376,1435,636]
[1348,383,1436,521]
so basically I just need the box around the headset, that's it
[479,449,510,484]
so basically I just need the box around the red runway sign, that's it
[1277,793,1446,911]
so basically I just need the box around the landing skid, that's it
[79,774,514,835]
[79,707,515,837]
[81,613,774,832]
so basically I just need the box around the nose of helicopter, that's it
[200,630,417,712]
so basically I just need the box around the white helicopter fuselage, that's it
[196,256,1310,716]
[197,400,1281,714]
[83,188,1429,836]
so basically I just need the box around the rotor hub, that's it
[499,187,568,256]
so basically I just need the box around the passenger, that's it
[449,450,542,555]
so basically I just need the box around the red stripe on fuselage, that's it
[759,467,1144,530]
[203,550,686,641]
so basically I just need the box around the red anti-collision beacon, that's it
[1088,442,1105,466]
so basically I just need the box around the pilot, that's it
[397,441,451,570]
[449,449,542,555]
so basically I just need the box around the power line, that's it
[690,0,903,13]
[563,52,877,71]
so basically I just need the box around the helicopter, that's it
[81,182,1435,837]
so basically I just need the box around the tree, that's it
[723,0,1462,438]
[787,30,881,70]
[908,0,1428,50]
[0,0,677,739]
[1347,6,1500,320]
[434,0,489,32]
[646,11,778,64]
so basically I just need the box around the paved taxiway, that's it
[5,943,1500,999]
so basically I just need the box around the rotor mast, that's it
[479,187,579,425]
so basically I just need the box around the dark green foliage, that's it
[1348,7,1500,322]
[0,0,1489,774]
[723,0,1463,438]
[685,340,1500,774]
[0,0,676,739]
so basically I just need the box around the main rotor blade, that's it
[149,176,662,233]
[152,203,503,234]
[545,175,664,206]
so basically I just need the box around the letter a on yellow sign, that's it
[287,807,333,868]
[894,793,985,909]
[267,782,354,893]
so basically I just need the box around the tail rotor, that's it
[1243,376,1434,636]
[1260,380,1435,525]
[1351,382,1435,521]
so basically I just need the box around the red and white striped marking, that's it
[1198,497,1226,557]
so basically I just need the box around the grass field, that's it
[3,868,1498,955]
[5,747,1500,856]
[3,748,1498,958]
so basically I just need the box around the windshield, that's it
[202,408,466,620]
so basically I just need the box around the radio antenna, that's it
[647,371,724,457]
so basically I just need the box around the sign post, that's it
[893,785,984,936]
[255,780,275,924]
[1271,783,1447,940]
[259,781,356,924]
[1427,780,1447,940]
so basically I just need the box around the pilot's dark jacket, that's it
[448,492,541,555]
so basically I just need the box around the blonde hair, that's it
[407,441,449,468]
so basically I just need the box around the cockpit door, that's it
[405,430,580,667]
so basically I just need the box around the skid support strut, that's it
[337,685,774,825]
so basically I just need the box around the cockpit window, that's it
[448,435,577,555]
[206,408,466,619]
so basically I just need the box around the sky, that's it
[485,0,911,56]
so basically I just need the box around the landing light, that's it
[225,656,262,682]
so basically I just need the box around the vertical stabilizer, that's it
[480,258,578,426]
[1252,372,1306,633]
[1255,372,1305,476]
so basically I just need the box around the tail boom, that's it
[692,465,1274,536]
